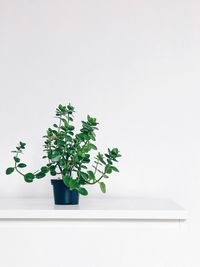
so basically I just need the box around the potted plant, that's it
[6,103,121,205]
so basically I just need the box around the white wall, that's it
[0,0,199,265]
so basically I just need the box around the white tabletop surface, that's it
[0,198,187,220]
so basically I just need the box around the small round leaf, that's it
[6,167,14,175]
[99,182,106,193]
[35,172,46,179]
[13,157,20,163]
[24,173,34,183]
[41,166,49,173]
[18,163,27,168]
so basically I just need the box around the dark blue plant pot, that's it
[51,179,79,205]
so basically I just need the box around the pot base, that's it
[51,179,79,205]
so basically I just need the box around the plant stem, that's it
[14,152,24,176]
[94,159,100,175]
[83,173,105,185]
[57,163,62,174]
[58,116,62,133]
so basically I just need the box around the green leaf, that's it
[14,156,20,163]
[107,159,113,165]
[78,187,88,196]
[59,159,66,167]
[88,144,97,150]
[69,179,78,189]
[67,103,74,112]
[65,135,73,142]
[63,175,71,187]
[18,163,27,168]
[89,132,96,141]
[82,158,90,164]
[80,172,89,181]
[61,126,67,131]
[68,125,75,131]
[105,165,112,174]
[19,141,26,149]
[52,130,58,135]
[87,115,97,126]
[24,173,34,183]
[51,150,60,157]
[111,166,119,172]
[55,140,65,147]
[61,118,68,126]
[87,170,95,180]
[99,182,106,193]
[58,104,66,111]
[35,172,46,179]
[62,168,70,176]
[97,153,106,165]
[51,152,62,162]
[87,115,91,122]
[41,166,49,173]
[50,170,57,176]
[111,148,119,155]
[50,165,56,171]
[6,167,14,175]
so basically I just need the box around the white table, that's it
[0,198,187,267]
[0,198,187,220]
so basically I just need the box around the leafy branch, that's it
[6,103,121,195]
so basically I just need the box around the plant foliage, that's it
[6,104,121,195]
